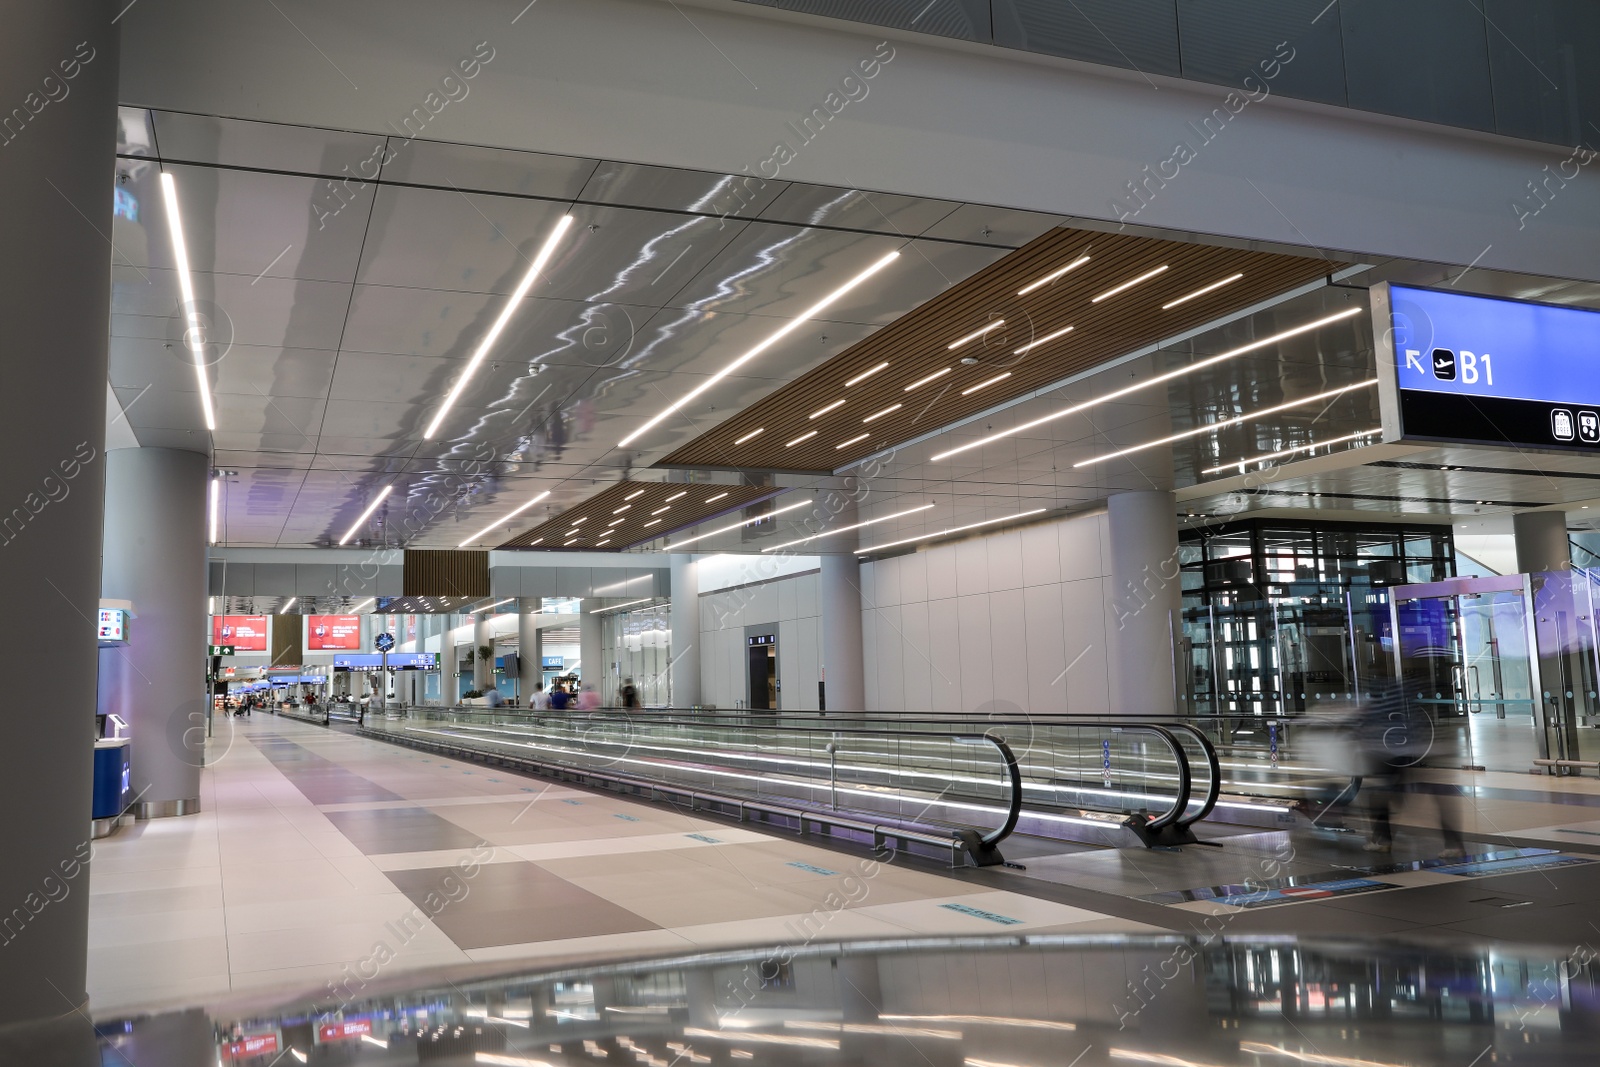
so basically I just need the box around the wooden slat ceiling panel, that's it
[497,481,779,551]
[660,226,1339,472]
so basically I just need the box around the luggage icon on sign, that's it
[1552,409,1575,442]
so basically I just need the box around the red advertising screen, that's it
[306,615,362,651]
[212,615,269,651]
[318,1019,372,1042]
[224,1033,279,1058]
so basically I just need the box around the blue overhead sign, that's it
[333,653,436,671]
[1376,283,1600,451]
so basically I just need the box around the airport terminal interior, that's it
[7,1,1600,1064]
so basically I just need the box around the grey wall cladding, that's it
[1339,0,1495,132]
[1176,0,1348,107]
[993,0,1182,77]
[1486,0,1600,146]
[738,0,993,41]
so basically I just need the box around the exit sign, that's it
[209,645,235,656]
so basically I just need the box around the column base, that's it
[134,798,202,819]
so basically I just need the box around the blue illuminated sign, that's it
[333,653,436,671]
[1378,283,1600,450]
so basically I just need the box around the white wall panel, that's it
[1022,582,1068,715]
[954,538,989,599]
[897,549,926,607]
[1063,577,1111,715]
[898,600,934,713]
[875,553,903,608]
[986,587,1029,712]
[956,592,994,712]
[1061,511,1107,583]
[987,532,1025,593]
[926,543,958,603]
[873,605,906,712]
[1018,522,1062,587]
[927,600,964,713]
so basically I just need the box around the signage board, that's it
[317,1019,372,1042]
[333,653,436,672]
[306,615,362,651]
[212,615,269,652]
[209,644,235,656]
[541,655,564,669]
[748,634,775,647]
[97,608,130,645]
[223,1033,279,1059]
[1375,282,1600,452]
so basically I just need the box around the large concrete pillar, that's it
[0,0,118,1028]
[473,613,492,689]
[445,615,461,701]
[579,602,603,698]
[1106,491,1181,716]
[820,554,865,713]
[99,448,208,813]
[518,598,542,702]
[670,554,701,708]
[1513,510,1571,573]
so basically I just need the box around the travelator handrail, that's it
[336,705,1212,850]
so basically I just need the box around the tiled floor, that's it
[86,717,1149,1017]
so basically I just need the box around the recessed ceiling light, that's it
[564,528,580,537]
[1163,272,1244,310]
[845,361,890,386]
[1201,428,1381,474]
[904,368,950,391]
[619,250,901,447]
[808,399,846,419]
[1091,264,1169,303]
[425,213,574,438]
[595,538,610,546]
[1017,254,1091,296]
[613,504,631,514]
[563,538,579,546]
[761,503,934,552]
[527,537,543,546]
[785,430,818,447]
[608,517,626,526]
[457,489,553,546]
[856,508,1047,555]
[947,319,1005,350]
[624,488,645,500]
[930,307,1365,463]
[835,433,870,449]
[665,497,810,547]
[279,597,297,614]
[705,492,728,503]
[665,490,687,501]
[734,428,765,445]
[1073,379,1378,469]
[159,173,218,431]
[961,372,1012,396]
[571,516,587,524]
[1012,324,1074,355]
[338,485,394,545]
[863,403,902,423]
[643,519,661,527]
[651,506,670,515]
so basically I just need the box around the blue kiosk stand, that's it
[95,603,136,837]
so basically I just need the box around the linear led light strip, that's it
[159,173,217,431]
[1017,253,1091,296]
[880,1014,1077,1032]
[208,474,221,544]
[856,508,1046,555]
[338,485,393,545]
[760,503,933,552]
[845,361,889,386]
[424,213,574,439]
[663,497,810,547]
[475,598,514,614]
[352,598,375,612]
[962,372,1011,396]
[279,597,297,614]
[620,250,900,447]
[1012,324,1073,355]
[458,490,551,546]
[930,307,1365,463]
[589,597,655,614]
[1201,427,1382,474]
[1091,263,1168,303]
[1072,379,1378,468]
[1163,271,1243,309]
[947,319,1005,349]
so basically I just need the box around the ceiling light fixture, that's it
[947,319,1005,349]
[1012,324,1073,355]
[846,361,890,386]
[665,490,687,501]
[808,399,845,419]
[208,474,220,545]
[961,372,1012,396]
[424,213,574,438]
[338,485,393,545]
[856,508,1047,555]
[564,528,580,537]
[526,537,543,546]
[613,504,632,514]
[608,517,626,526]
[704,492,728,503]
[643,519,661,527]
[651,506,671,515]
[279,597,297,614]
[785,430,818,447]
[1091,263,1168,303]
[476,598,514,613]
[457,489,552,546]
[835,433,869,449]
[594,538,610,546]
[734,428,765,445]
[158,172,218,431]
[666,498,810,548]
[930,307,1366,463]
[624,488,645,500]
[863,403,902,423]
[1017,253,1092,295]
[590,597,655,614]
[563,538,579,546]
[620,250,900,447]
[761,503,935,552]
[1073,379,1379,468]
[352,598,375,612]
[1163,272,1244,309]
[904,367,950,391]
[1201,427,1382,474]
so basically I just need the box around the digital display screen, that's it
[97,608,129,644]
[212,615,269,651]
[305,615,361,650]
[332,653,437,672]
[1378,283,1600,451]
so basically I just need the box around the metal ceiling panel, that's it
[148,110,385,177]
[579,160,788,217]
[756,183,961,236]
[497,480,782,551]
[377,137,600,200]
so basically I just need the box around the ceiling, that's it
[116,108,1600,559]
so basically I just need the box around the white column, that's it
[579,602,603,697]
[99,448,209,814]
[670,554,701,708]
[518,598,542,702]
[819,554,866,713]
[1513,510,1571,573]
[1106,491,1181,716]
[473,613,492,689]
